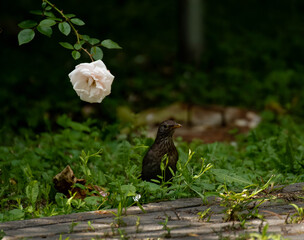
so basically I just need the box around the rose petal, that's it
[93,60,107,69]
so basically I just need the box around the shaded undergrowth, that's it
[1,113,304,222]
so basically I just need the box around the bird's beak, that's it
[172,123,182,129]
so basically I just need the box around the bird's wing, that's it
[141,148,162,181]
[142,148,159,168]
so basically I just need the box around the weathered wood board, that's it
[1,183,304,239]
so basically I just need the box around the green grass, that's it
[1,113,304,222]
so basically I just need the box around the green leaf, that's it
[59,42,74,50]
[45,6,52,11]
[65,13,76,18]
[70,18,85,26]
[73,183,86,190]
[116,141,131,163]
[18,29,35,45]
[30,10,43,15]
[57,115,90,132]
[18,20,37,29]
[74,43,82,50]
[72,51,81,60]
[84,196,100,206]
[26,205,34,214]
[90,46,103,60]
[44,11,56,18]
[42,2,47,8]
[212,169,253,186]
[37,26,52,37]
[26,180,39,205]
[58,22,71,36]
[47,17,62,21]
[101,39,122,49]
[55,193,67,207]
[7,209,25,221]
[121,184,136,197]
[81,35,90,41]
[39,19,56,27]
[88,38,100,45]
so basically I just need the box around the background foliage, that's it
[1,115,304,221]
[1,0,304,132]
[1,0,304,222]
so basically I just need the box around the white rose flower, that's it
[68,60,114,103]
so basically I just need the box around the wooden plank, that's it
[1,198,203,239]
[2,182,304,239]
[4,205,302,240]
[3,210,304,240]
[0,197,203,231]
[2,209,191,239]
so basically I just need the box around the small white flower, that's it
[133,194,141,202]
[69,60,114,103]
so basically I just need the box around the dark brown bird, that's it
[141,120,182,182]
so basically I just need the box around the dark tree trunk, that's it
[178,0,204,66]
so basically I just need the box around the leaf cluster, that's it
[1,115,304,222]
[18,0,121,61]
[286,204,304,224]
[0,115,211,221]
[219,177,274,222]
[248,223,289,240]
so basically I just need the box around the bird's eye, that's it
[161,125,168,131]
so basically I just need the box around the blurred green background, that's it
[1,0,304,133]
